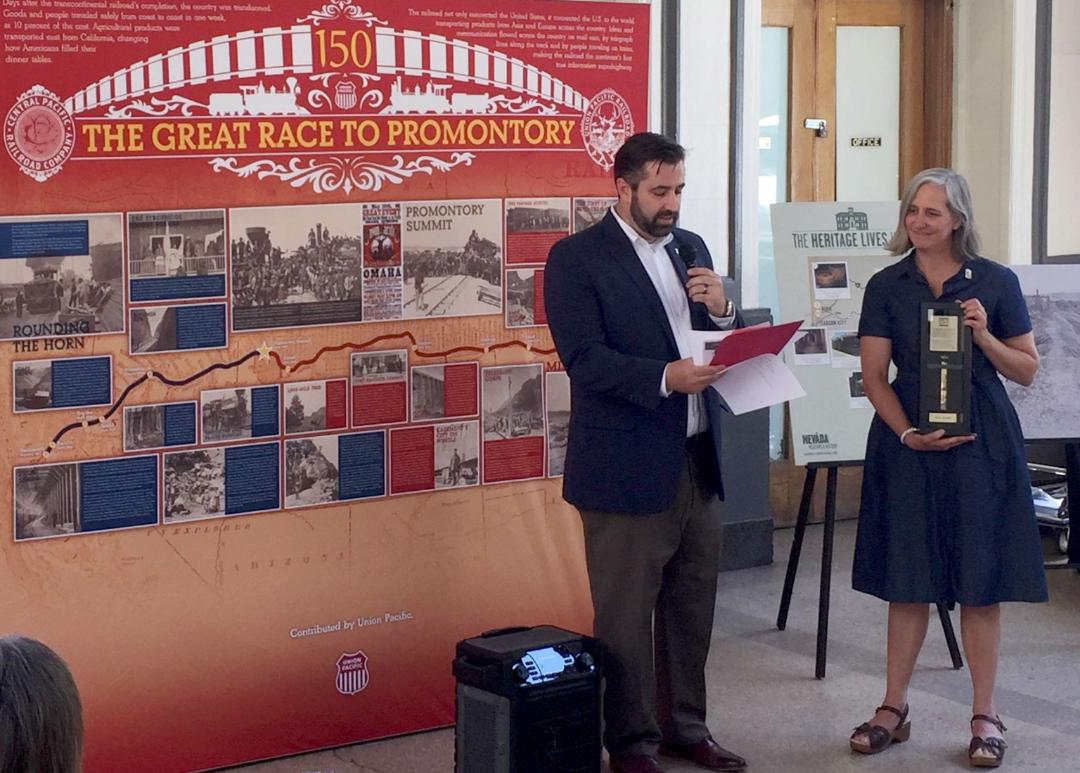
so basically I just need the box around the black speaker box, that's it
[453,625,602,773]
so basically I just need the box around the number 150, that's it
[315,29,372,69]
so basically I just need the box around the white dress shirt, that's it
[610,208,735,437]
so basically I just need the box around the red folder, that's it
[707,320,804,367]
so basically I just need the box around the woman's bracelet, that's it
[899,427,918,446]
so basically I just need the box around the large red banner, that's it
[3,0,645,209]
[0,1,647,770]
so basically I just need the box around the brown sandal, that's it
[969,714,1007,768]
[850,704,911,754]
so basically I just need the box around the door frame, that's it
[758,0,953,203]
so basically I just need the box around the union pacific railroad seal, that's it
[581,88,633,171]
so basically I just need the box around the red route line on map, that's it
[42,333,557,456]
[282,332,557,373]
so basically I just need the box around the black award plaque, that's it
[919,302,972,436]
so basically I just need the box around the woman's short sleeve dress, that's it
[853,253,1048,606]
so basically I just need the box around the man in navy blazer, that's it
[544,133,747,773]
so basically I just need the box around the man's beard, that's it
[630,195,679,238]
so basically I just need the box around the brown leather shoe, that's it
[609,752,664,773]
[849,704,911,754]
[659,737,747,771]
[969,714,1007,768]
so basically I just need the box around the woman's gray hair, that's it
[886,168,981,257]
[0,635,83,773]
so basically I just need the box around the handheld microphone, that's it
[678,241,705,315]
[678,241,699,270]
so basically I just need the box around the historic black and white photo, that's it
[202,387,253,442]
[351,350,407,384]
[434,421,479,489]
[506,200,570,233]
[129,306,177,352]
[482,364,544,441]
[163,449,225,522]
[127,209,226,281]
[410,363,477,422]
[572,197,616,233]
[505,269,542,328]
[285,435,339,507]
[230,204,363,330]
[1006,266,1080,439]
[1,213,124,341]
[13,360,52,412]
[545,371,570,477]
[411,364,446,421]
[505,198,570,265]
[351,349,409,427]
[402,200,502,318]
[14,464,79,539]
[125,404,165,450]
[284,381,330,435]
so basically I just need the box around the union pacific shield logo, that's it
[334,82,358,111]
[336,650,370,695]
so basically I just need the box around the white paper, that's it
[709,353,806,415]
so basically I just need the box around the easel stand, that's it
[776,461,964,679]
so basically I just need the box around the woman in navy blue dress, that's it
[848,169,1047,768]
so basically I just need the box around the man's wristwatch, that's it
[722,298,735,318]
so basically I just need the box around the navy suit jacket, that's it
[544,212,742,514]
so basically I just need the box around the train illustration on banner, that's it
[3,0,636,191]
[208,79,306,116]
[382,78,492,116]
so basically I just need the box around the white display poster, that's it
[773,201,899,465]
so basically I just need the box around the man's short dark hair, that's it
[613,132,686,188]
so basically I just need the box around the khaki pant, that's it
[579,439,724,757]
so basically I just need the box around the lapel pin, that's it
[964,268,972,280]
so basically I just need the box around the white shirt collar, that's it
[611,207,674,251]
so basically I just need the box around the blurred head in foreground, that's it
[0,635,83,773]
